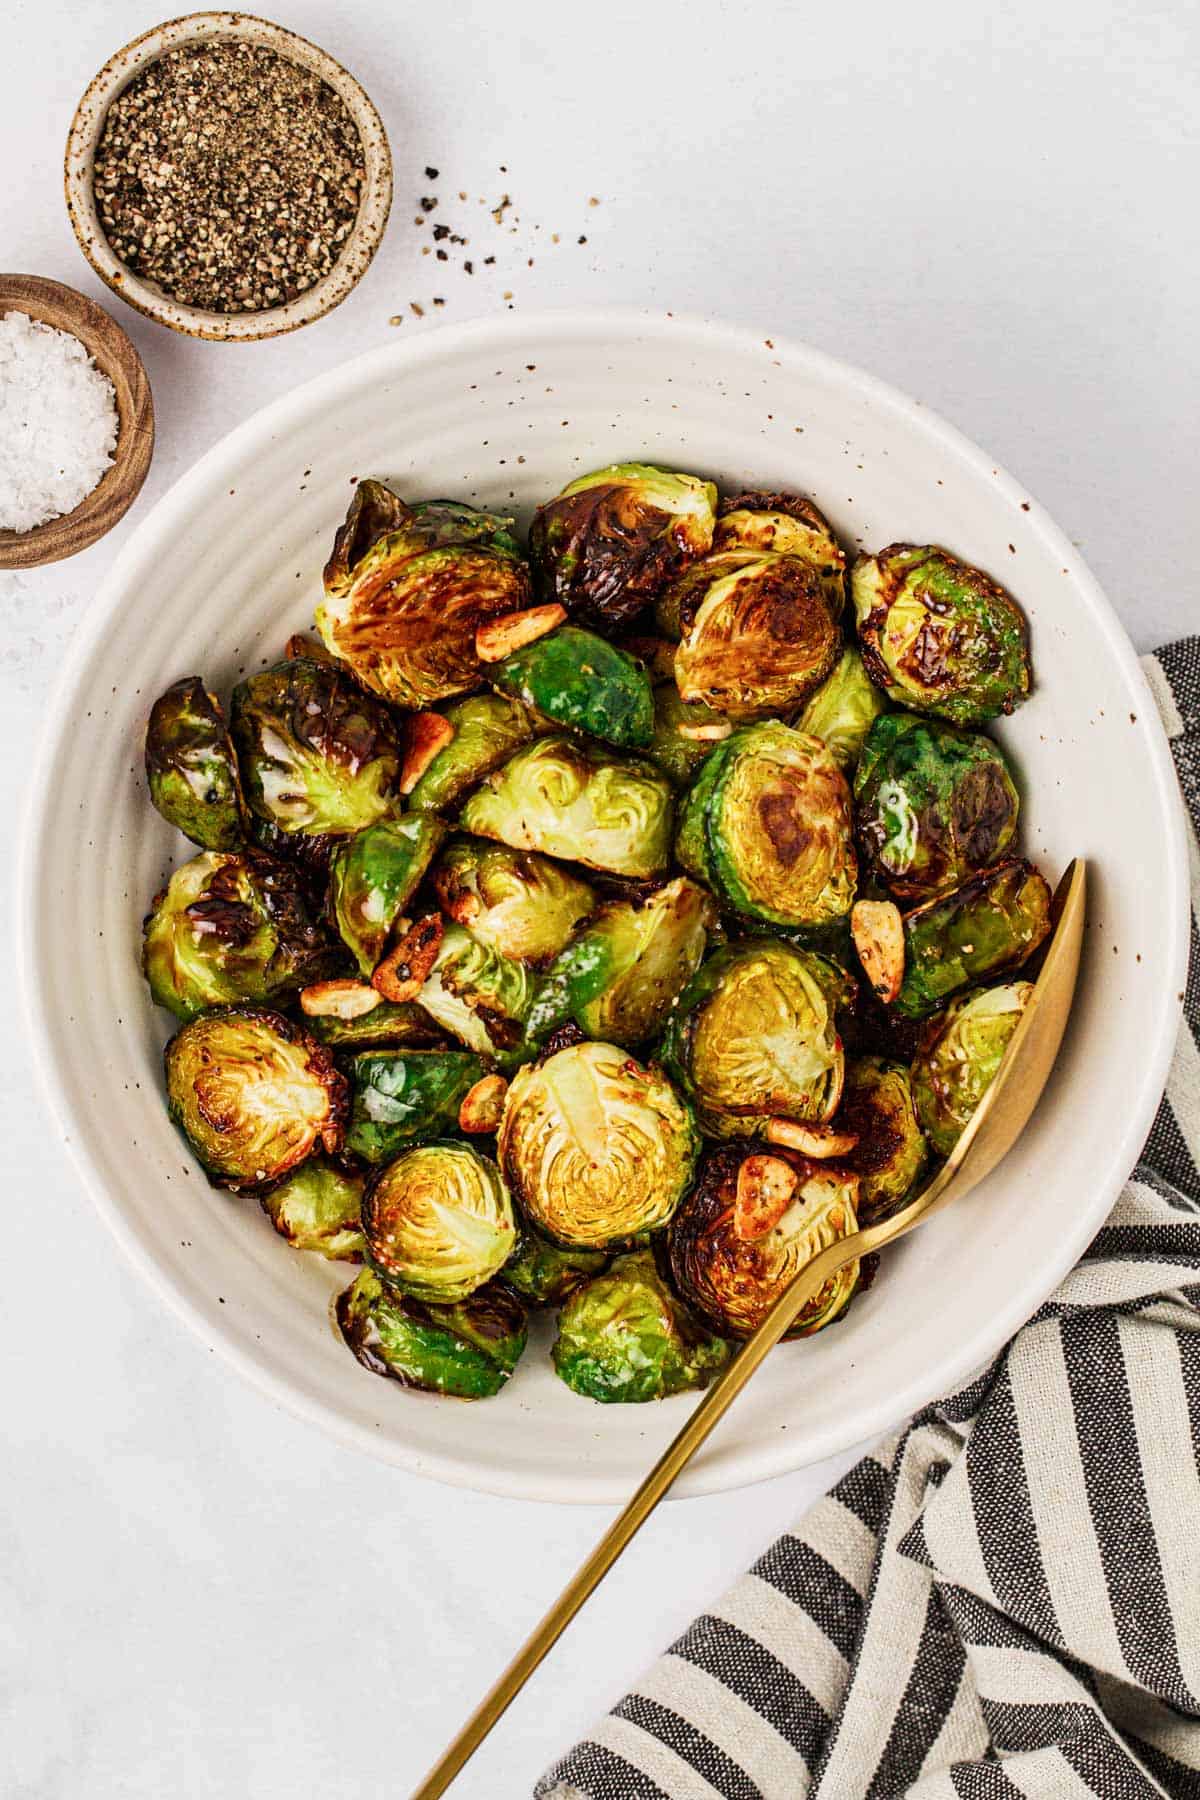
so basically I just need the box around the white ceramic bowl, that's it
[20,309,1189,1503]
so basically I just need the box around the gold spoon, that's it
[412,857,1087,1800]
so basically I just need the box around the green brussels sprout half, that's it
[529,462,717,628]
[895,859,1052,1020]
[912,981,1034,1155]
[499,1040,698,1249]
[794,647,888,772]
[143,850,340,1021]
[661,939,844,1137]
[406,693,541,815]
[853,713,1019,903]
[327,815,447,976]
[676,722,856,930]
[317,480,531,708]
[643,680,730,787]
[837,1056,928,1223]
[552,1249,730,1403]
[528,877,712,1048]
[490,625,655,750]
[500,1218,609,1307]
[417,923,538,1058]
[164,1006,347,1191]
[260,1157,365,1259]
[361,1139,515,1302]
[666,1145,860,1339]
[852,544,1031,725]
[145,677,245,851]
[338,1266,527,1399]
[345,1049,488,1163]
[304,999,445,1053]
[460,734,674,879]
[433,836,596,965]
[713,490,846,616]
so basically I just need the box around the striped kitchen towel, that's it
[537,635,1200,1800]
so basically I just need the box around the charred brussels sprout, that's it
[338,1267,526,1398]
[304,999,444,1053]
[164,1006,347,1190]
[345,1050,487,1163]
[145,677,244,850]
[661,940,844,1136]
[318,482,531,708]
[460,735,674,879]
[854,713,1019,902]
[327,815,446,976]
[667,1146,860,1338]
[553,1250,730,1403]
[676,722,856,929]
[361,1140,515,1302]
[406,693,540,815]
[418,924,537,1058]
[433,836,596,964]
[895,859,1052,1019]
[912,981,1034,1154]
[499,1040,698,1249]
[529,877,712,1048]
[260,1158,364,1259]
[490,625,655,750]
[853,544,1031,725]
[143,850,339,1020]
[530,463,717,628]
[713,490,846,615]
[666,551,841,721]
[794,648,888,772]
[500,1219,609,1307]
[838,1056,928,1223]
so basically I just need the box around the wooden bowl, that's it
[0,274,154,570]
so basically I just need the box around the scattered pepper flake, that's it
[433,296,445,306]
[410,301,424,316]
[588,195,600,206]
[424,165,439,179]
[578,235,587,244]
[420,195,438,212]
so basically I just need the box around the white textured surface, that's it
[2,4,1197,1797]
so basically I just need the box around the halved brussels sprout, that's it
[165,1006,347,1190]
[230,658,403,859]
[327,815,447,976]
[143,850,339,1020]
[714,490,846,615]
[553,1249,730,1403]
[854,713,1019,902]
[644,679,731,787]
[528,877,712,1048]
[417,923,538,1058]
[895,859,1052,1020]
[661,939,844,1136]
[490,625,655,750]
[529,463,717,628]
[145,677,244,851]
[499,1041,698,1248]
[794,647,888,772]
[406,693,541,816]
[433,836,596,964]
[460,735,674,879]
[304,999,445,1054]
[318,481,532,707]
[912,981,1034,1155]
[667,1146,860,1339]
[345,1049,487,1163]
[853,544,1031,725]
[837,1056,928,1223]
[361,1139,515,1302]
[338,1266,527,1398]
[500,1218,609,1307]
[260,1158,364,1259]
[666,551,841,721]
[676,722,856,929]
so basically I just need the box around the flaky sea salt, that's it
[0,310,119,532]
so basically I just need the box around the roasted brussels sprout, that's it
[499,1041,698,1248]
[794,647,888,772]
[837,1056,928,1223]
[553,1250,730,1403]
[667,1145,860,1338]
[490,625,655,750]
[666,551,841,721]
[345,1049,487,1163]
[417,923,538,1058]
[500,1219,609,1307]
[327,815,446,976]
[853,544,1031,725]
[912,981,1034,1154]
[164,1006,347,1190]
[404,693,540,815]
[361,1139,515,1301]
[145,677,244,851]
[854,713,1019,902]
[260,1158,365,1259]
[304,999,445,1053]
[676,722,856,929]
[895,859,1052,1019]
[529,463,717,628]
[317,481,532,708]
[661,939,844,1136]
[460,735,674,879]
[714,490,846,615]
[433,836,596,964]
[644,679,731,787]
[528,877,712,1047]
[338,1267,527,1398]
[143,850,339,1020]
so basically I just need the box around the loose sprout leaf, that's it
[361,1139,516,1302]
[328,815,446,976]
[406,693,541,816]
[145,676,245,851]
[261,1157,365,1259]
[552,1249,730,1403]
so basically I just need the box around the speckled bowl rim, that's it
[64,11,393,342]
